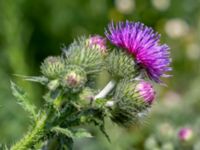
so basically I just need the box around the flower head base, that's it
[105,21,172,83]
[106,50,139,80]
[135,81,155,104]
[178,128,193,142]
[88,35,107,54]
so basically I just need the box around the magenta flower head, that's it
[88,35,107,54]
[105,21,172,83]
[178,128,193,142]
[135,81,155,104]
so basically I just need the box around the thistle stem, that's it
[11,112,47,150]
[94,80,116,99]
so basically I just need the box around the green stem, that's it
[11,112,47,150]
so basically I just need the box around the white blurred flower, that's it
[165,19,189,38]
[158,123,175,140]
[186,43,200,60]
[144,136,159,150]
[151,0,170,11]
[115,0,135,14]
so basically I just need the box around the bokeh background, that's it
[0,0,200,149]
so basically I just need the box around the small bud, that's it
[61,65,87,92]
[79,88,95,106]
[110,80,156,127]
[40,56,66,79]
[178,128,193,142]
[88,35,107,55]
[47,79,59,91]
[106,50,139,80]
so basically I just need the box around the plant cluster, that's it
[9,21,171,150]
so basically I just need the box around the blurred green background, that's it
[0,0,200,149]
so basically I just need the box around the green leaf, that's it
[51,126,74,138]
[51,127,93,139]
[73,128,93,138]
[10,81,36,119]
[14,74,48,85]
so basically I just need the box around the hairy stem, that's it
[11,112,47,150]
[94,80,116,99]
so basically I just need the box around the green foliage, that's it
[51,126,74,138]
[10,81,36,119]
[15,75,49,85]
[51,126,92,139]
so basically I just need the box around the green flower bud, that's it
[106,50,139,80]
[61,65,87,92]
[110,80,155,127]
[47,79,60,91]
[40,56,66,79]
[79,87,95,106]
[64,36,104,74]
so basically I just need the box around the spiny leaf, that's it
[10,81,36,119]
[51,127,93,139]
[51,126,74,138]
[14,74,48,85]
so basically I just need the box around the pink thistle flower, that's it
[89,35,107,54]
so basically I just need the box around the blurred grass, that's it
[0,0,200,149]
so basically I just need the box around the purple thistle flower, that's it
[135,81,156,104]
[178,128,193,141]
[105,21,172,83]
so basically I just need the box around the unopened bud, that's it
[110,80,156,127]
[61,65,87,92]
[178,128,193,142]
[66,36,104,74]
[40,56,66,79]
[88,35,107,55]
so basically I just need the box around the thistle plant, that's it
[10,21,171,150]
